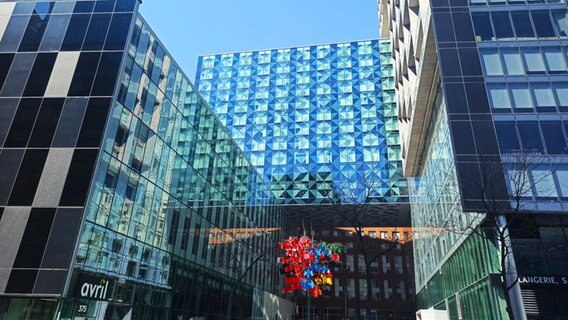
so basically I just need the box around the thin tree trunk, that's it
[501,246,516,320]
[497,215,516,320]
[226,253,266,320]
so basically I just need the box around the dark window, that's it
[472,12,494,41]
[1,53,36,98]
[19,13,51,52]
[82,13,111,50]
[472,120,499,154]
[59,149,98,206]
[28,98,65,147]
[5,270,38,294]
[33,270,67,295]
[52,98,88,147]
[8,149,49,206]
[73,1,95,13]
[0,54,15,91]
[128,21,142,59]
[541,121,567,154]
[511,11,535,38]
[91,52,123,96]
[450,121,476,154]
[431,0,449,7]
[452,11,475,41]
[444,83,469,113]
[439,49,462,77]
[115,0,137,12]
[76,98,111,147]
[0,98,19,147]
[23,53,57,97]
[449,0,467,6]
[465,83,490,113]
[0,149,24,206]
[495,122,521,154]
[456,162,483,200]
[168,208,180,245]
[0,16,30,52]
[491,12,514,39]
[40,15,71,51]
[192,224,201,255]
[517,122,544,153]
[540,228,568,274]
[68,52,100,96]
[458,48,482,76]
[60,13,90,51]
[13,208,56,268]
[433,13,455,42]
[41,208,82,268]
[531,11,556,38]
[4,98,42,147]
[94,0,116,13]
[553,10,568,37]
[181,217,191,250]
[150,46,165,84]
[104,13,133,50]
[512,238,546,275]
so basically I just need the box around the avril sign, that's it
[75,275,112,300]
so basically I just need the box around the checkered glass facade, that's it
[197,40,407,205]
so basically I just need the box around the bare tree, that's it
[442,153,559,320]
[210,226,279,320]
[327,176,409,320]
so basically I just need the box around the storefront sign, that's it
[518,276,568,286]
[75,275,112,300]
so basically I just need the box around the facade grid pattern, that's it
[196,40,408,205]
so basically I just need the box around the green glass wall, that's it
[409,87,507,318]
[65,15,283,320]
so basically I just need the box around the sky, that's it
[138,0,380,81]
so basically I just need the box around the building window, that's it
[512,11,536,38]
[532,83,556,108]
[553,10,568,36]
[502,48,524,75]
[522,48,546,74]
[510,84,534,109]
[481,49,504,75]
[492,12,515,40]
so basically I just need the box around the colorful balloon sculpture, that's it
[277,236,342,297]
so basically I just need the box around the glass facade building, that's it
[380,0,568,317]
[0,1,285,319]
[196,40,407,205]
[196,40,416,320]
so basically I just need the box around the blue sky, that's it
[139,0,380,80]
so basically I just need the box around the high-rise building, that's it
[380,0,568,317]
[0,1,288,319]
[196,40,416,320]
[196,40,407,205]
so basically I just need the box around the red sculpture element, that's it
[277,236,342,297]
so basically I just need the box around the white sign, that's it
[78,278,110,300]
[518,276,568,285]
